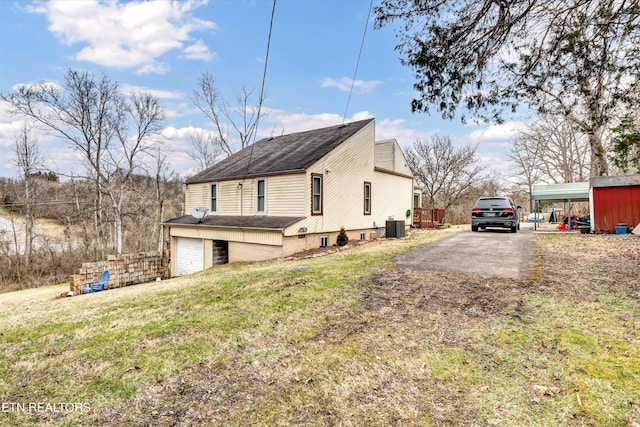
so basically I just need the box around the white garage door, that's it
[175,238,203,276]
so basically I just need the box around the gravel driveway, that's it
[393,223,536,279]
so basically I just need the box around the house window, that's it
[256,179,266,213]
[211,184,217,212]
[312,174,323,215]
[360,232,366,240]
[414,194,420,208]
[320,236,329,247]
[364,181,372,215]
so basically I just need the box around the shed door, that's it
[175,237,203,276]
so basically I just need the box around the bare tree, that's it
[190,71,262,158]
[149,148,177,252]
[105,92,165,255]
[405,134,485,211]
[2,70,166,256]
[508,136,543,212]
[519,116,591,184]
[375,0,640,176]
[14,124,40,268]
[2,70,117,256]
[188,133,220,172]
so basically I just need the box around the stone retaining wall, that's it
[69,252,169,293]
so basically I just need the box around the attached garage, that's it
[175,237,203,276]
[163,215,305,278]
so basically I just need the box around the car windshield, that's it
[474,198,511,209]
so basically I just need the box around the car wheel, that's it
[510,224,517,233]
[471,225,478,232]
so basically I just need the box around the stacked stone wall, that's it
[69,252,169,293]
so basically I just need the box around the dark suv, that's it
[471,197,521,233]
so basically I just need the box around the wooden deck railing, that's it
[413,207,446,228]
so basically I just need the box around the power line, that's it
[343,0,374,124]
[0,201,80,207]
[244,0,276,178]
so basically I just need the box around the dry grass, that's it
[0,229,639,426]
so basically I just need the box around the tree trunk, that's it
[588,127,609,177]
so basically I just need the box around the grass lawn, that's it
[0,229,639,426]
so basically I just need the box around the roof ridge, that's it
[186,118,374,184]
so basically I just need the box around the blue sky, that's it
[0,0,525,180]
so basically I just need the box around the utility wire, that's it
[243,0,276,178]
[343,0,374,124]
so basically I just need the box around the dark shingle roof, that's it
[186,118,374,184]
[163,215,305,230]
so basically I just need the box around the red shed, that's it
[589,174,640,232]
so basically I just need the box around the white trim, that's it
[210,183,218,213]
[256,178,266,214]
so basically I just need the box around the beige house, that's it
[163,118,420,276]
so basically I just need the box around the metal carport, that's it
[531,182,590,230]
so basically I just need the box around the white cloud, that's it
[11,81,63,93]
[162,125,212,141]
[375,117,430,151]
[161,125,225,177]
[29,0,216,74]
[0,116,25,150]
[183,40,216,61]
[258,109,377,139]
[464,121,525,143]
[119,84,184,99]
[321,77,383,94]
[135,63,171,76]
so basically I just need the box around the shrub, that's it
[336,227,349,246]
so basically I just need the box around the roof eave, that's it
[161,222,288,232]
[374,166,415,180]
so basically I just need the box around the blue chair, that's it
[82,270,110,294]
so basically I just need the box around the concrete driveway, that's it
[394,223,536,279]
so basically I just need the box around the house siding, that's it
[283,228,378,249]
[375,140,395,170]
[228,242,284,262]
[169,225,283,246]
[295,120,376,233]
[185,184,209,213]
[185,174,306,217]
[266,173,306,216]
[220,180,243,214]
[372,170,414,225]
[374,139,413,177]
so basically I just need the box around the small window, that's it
[364,181,372,215]
[414,194,420,208]
[312,174,323,215]
[360,232,366,240]
[257,179,265,213]
[320,236,329,247]
[211,184,217,212]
